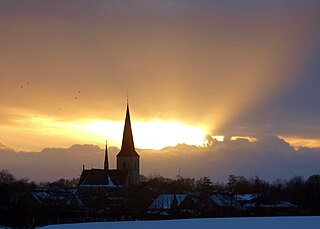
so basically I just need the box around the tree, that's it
[51,178,80,188]
[269,178,286,201]
[0,170,15,184]
[249,175,268,194]
[286,176,305,205]
[197,176,213,194]
[145,173,172,194]
[305,174,320,212]
[227,175,251,194]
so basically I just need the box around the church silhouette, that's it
[79,103,140,187]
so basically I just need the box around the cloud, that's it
[0,144,106,182]
[1,136,319,182]
[0,142,15,152]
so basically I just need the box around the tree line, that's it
[132,173,320,213]
[1,169,320,227]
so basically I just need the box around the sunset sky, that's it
[1,1,320,182]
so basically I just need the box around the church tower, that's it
[116,103,140,185]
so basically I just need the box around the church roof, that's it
[79,169,129,187]
[108,169,129,185]
[117,103,139,157]
[79,169,107,186]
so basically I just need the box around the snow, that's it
[149,194,187,209]
[79,184,118,188]
[235,194,258,201]
[79,177,119,188]
[242,203,256,208]
[107,176,117,187]
[210,194,233,207]
[42,217,320,229]
[32,191,66,202]
[261,201,298,208]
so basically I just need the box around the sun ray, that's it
[73,120,209,150]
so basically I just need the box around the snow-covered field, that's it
[43,216,320,229]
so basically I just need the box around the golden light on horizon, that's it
[230,136,258,142]
[74,120,209,150]
[212,136,225,142]
[2,110,320,152]
[0,112,210,150]
[279,136,320,150]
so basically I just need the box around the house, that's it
[148,194,196,218]
[197,194,235,216]
[234,193,261,211]
[260,201,299,215]
[31,187,83,208]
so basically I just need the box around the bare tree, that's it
[0,169,15,184]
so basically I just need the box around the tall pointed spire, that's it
[117,102,139,157]
[104,140,109,170]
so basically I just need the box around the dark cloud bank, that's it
[1,136,319,182]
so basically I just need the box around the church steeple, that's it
[116,101,140,185]
[117,102,139,157]
[104,140,109,171]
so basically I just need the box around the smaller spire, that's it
[104,140,109,171]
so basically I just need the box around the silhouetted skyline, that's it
[0,1,320,181]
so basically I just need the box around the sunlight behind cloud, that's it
[74,120,209,150]
[279,136,320,150]
[213,136,225,142]
[231,136,257,142]
[0,113,209,151]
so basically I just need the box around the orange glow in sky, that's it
[74,120,209,150]
[0,111,209,150]
[0,2,319,152]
